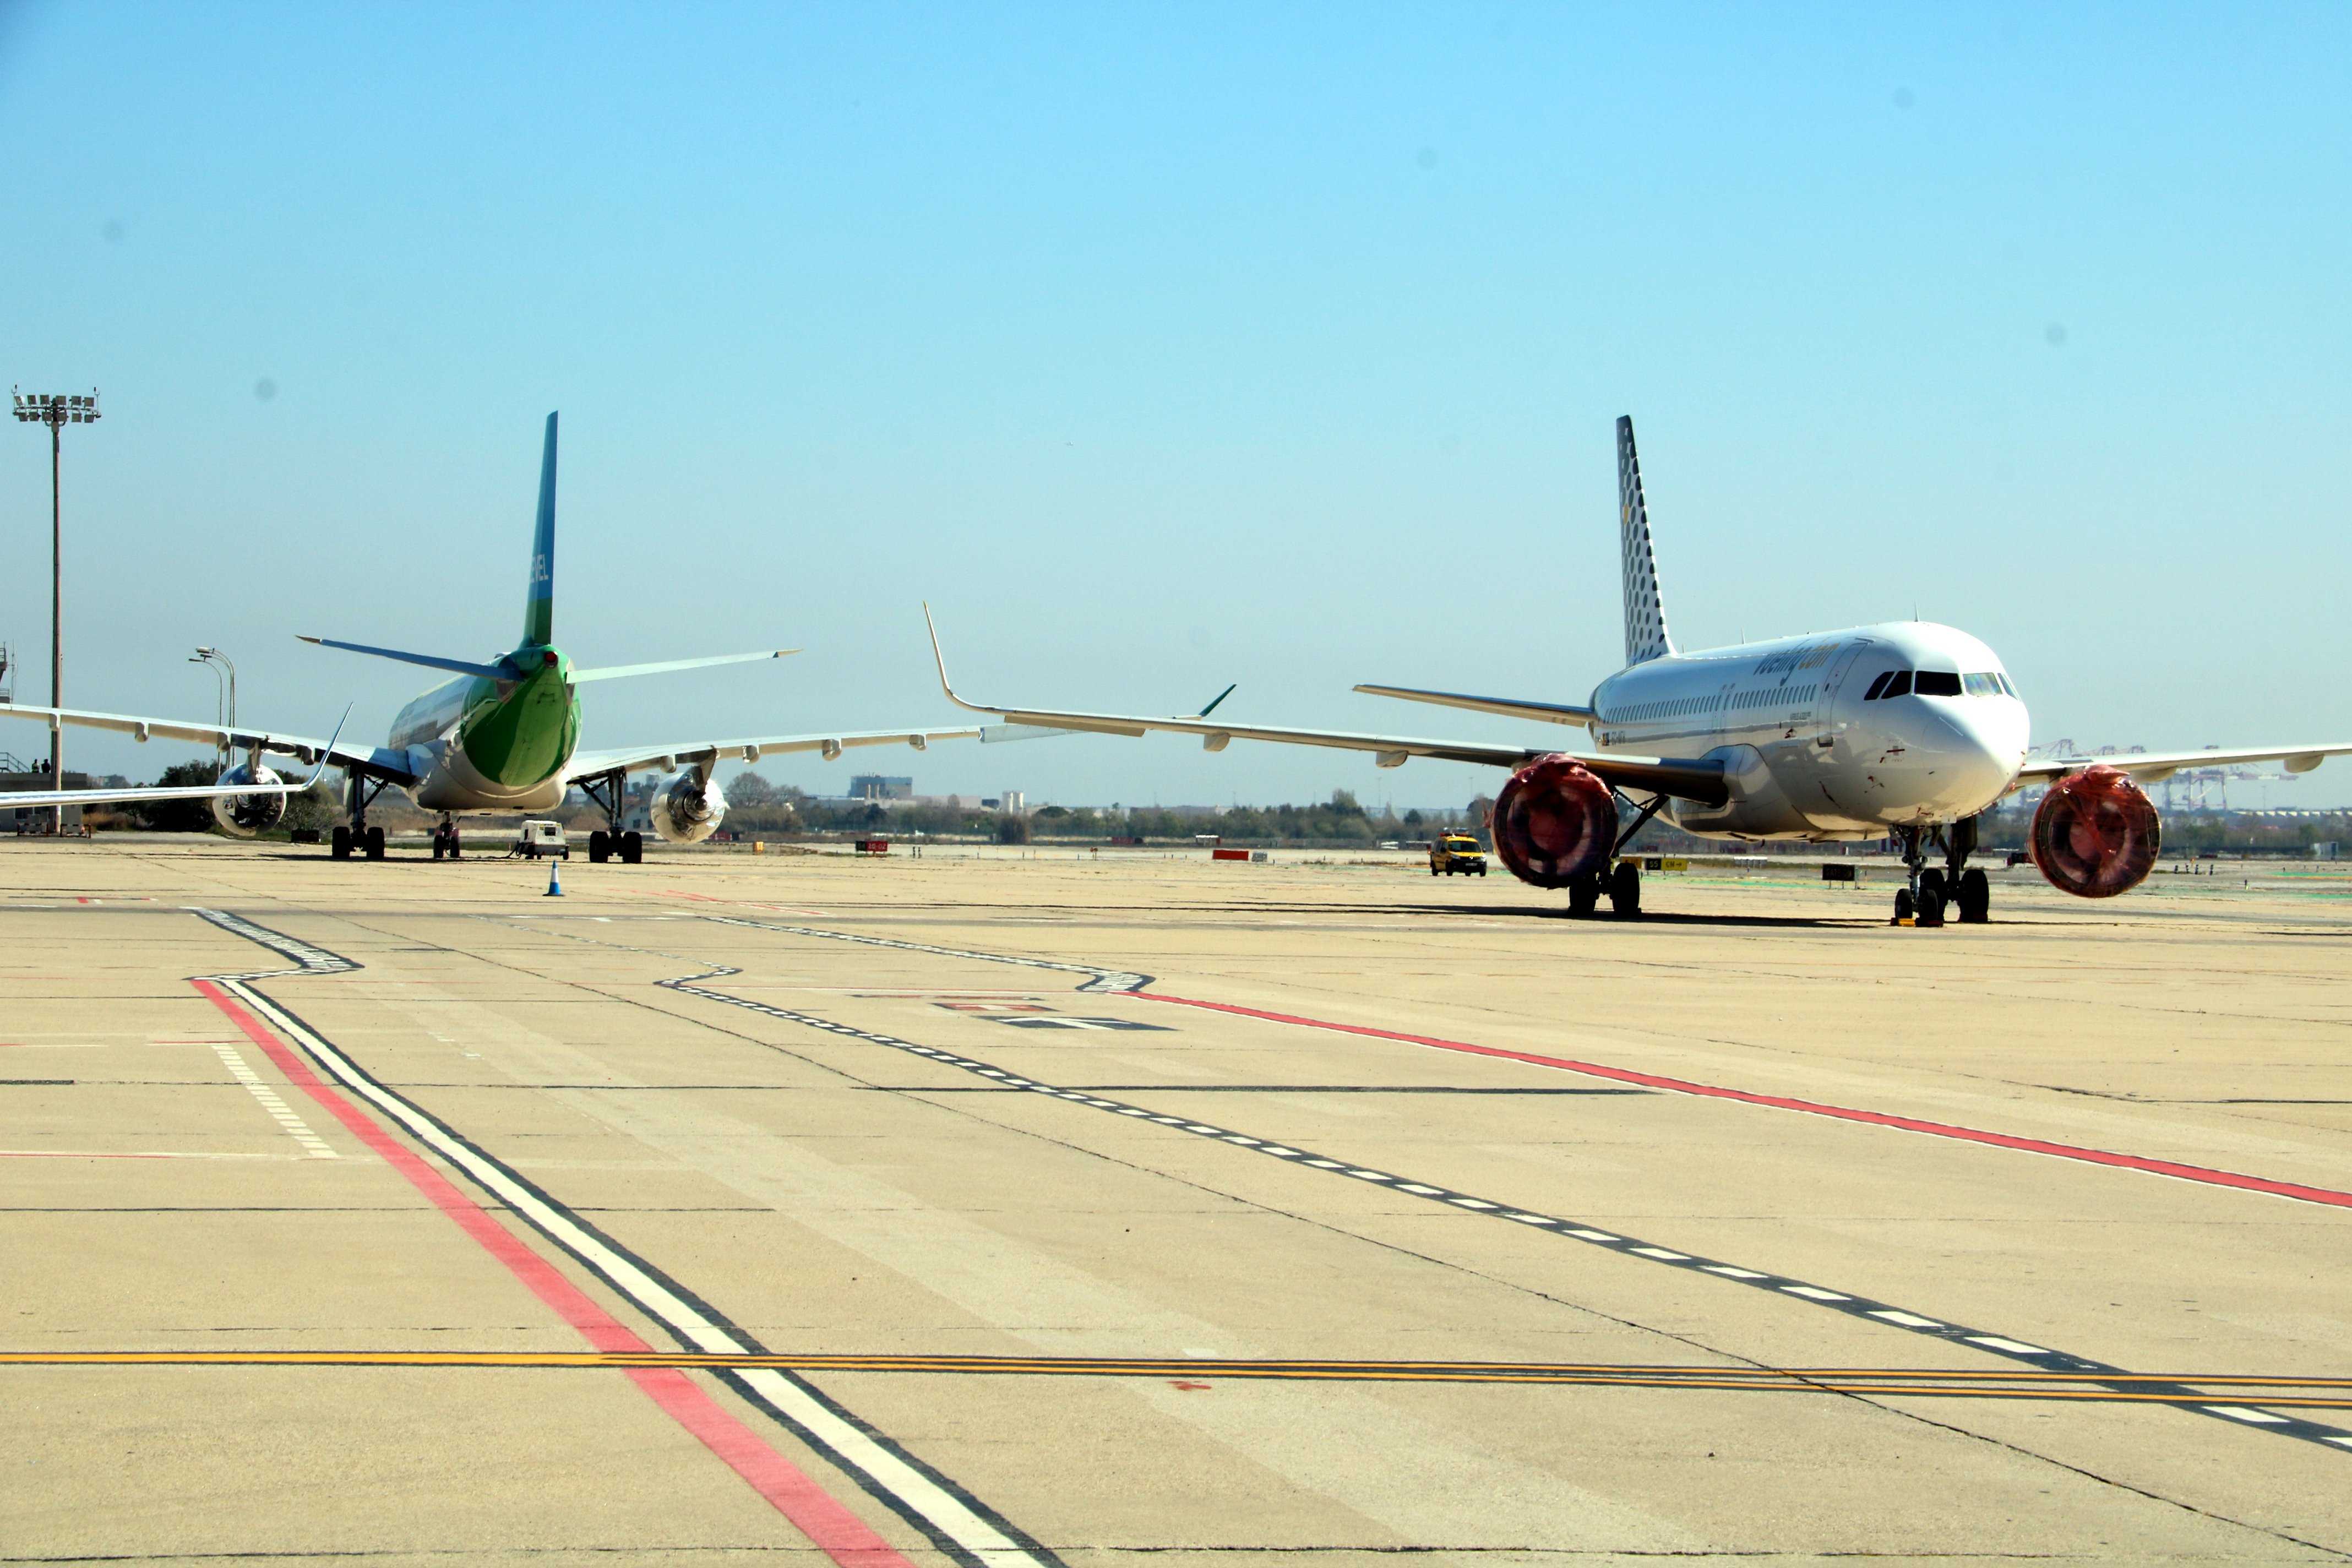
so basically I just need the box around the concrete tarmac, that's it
[3,838,2350,1566]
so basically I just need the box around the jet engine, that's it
[1491,753,1618,888]
[208,763,287,837]
[647,771,727,845]
[2031,763,2159,898]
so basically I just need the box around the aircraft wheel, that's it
[1919,868,1947,905]
[1608,861,1642,918]
[589,830,610,864]
[1893,887,1915,923]
[364,825,386,861]
[621,831,643,864]
[1957,868,1990,923]
[1916,888,1946,928]
[449,829,461,861]
[330,825,351,861]
[1567,871,1600,917]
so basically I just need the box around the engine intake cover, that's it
[2032,763,2159,898]
[1493,754,1618,889]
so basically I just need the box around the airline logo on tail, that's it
[1617,416,1675,667]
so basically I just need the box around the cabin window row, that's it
[1863,669,2015,701]
[1611,683,1819,722]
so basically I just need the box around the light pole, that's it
[12,389,100,834]
[193,647,236,760]
[190,651,229,760]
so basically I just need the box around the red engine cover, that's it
[1491,754,1618,888]
[2031,764,2160,898]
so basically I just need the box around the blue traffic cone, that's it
[545,855,564,896]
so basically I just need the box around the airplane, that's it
[925,417,2352,925]
[0,413,1000,862]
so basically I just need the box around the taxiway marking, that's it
[186,908,1060,1568]
[210,1041,337,1158]
[10,1349,2352,1408]
[1133,993,2352,1211]
[687,916,2352,1455]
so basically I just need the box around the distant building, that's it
[981,791,1026,813]
[850,775,913,801]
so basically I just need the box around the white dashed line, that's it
[1870,1311,1946,1330]
[2205,1406,2291,1424]
[1966,1336,2051,1356]
[1632,1247,1690,1260]
[210,1043,335,1158]
[1782,1286,1850,1302]
[1702,1266,1770,1280]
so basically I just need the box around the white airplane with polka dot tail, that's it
[927,417,2352,925]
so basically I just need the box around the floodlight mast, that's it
[11,390,100,833]
[193,646,236,760]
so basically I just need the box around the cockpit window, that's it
[1861,671,1894,701]
[1878,669,1912,699]
[1962,672,2004,697]
[1912,670,1963,696]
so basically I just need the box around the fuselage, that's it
[386,645,581,813]
[1587,622,2028,841]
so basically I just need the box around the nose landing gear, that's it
[1892,815,1990,926]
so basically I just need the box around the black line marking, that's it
[683,914,2352,1457]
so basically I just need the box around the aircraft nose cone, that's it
[1930,699,2029,813]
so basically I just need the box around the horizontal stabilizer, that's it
[571,650,797,683]
[300,636,509,681]
[1354,683,1596,726]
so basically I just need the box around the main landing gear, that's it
[330,773,392,861]
[1567,790,1664,919]
[431,818,463,861]
[576,770,644,864]
[1892,816,1990,927]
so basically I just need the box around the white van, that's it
[515,820,568,859]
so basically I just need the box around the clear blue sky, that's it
[4,2,2349,809]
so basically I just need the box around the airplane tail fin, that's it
[524,412,557,647]
[1616,416,1675,666]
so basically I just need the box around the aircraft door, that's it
[1816,640,1874,743]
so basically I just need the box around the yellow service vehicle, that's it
[1430,833,1488,876]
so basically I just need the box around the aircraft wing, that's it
[567,725,991,780]
[923,611,1729,805]
[0,704,418,785]
[2015,742,2352,786]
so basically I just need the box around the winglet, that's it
[1197,683,1238,718]
[299,707,353,788]
[924,603,994,715]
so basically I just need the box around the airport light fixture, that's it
[190,648,236,756]
[12,389,101,833]
[193,646,237,733]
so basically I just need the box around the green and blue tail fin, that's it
[524,411,557,647]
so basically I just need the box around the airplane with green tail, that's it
[1,413,1007,861]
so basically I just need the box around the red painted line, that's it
[192,978,914,1568]
[1135,992,2352,1212]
